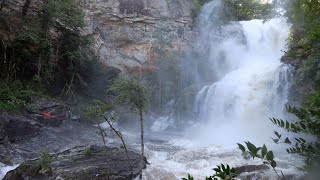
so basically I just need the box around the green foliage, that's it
[110,78,147,113]
[81,100,112,120]
[237,142,285,179]
[223,0,275,21]
[0,81,43,112]
[43,0,84,29]
[182,164,237,180]
[191,0,275,23]
[38,150,52,170]
[285,0,320,55]
[83,147,92,157]
[285,0,320,90]
[182,174,194,180]
[237,142,276,167]
[270,104,320,170]
[0,0,96,108]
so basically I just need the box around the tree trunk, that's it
[139,110,144,179]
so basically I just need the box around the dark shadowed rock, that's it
[0,112,42,144]
[24,97,71,127]
[4,145,146,180]
[235,164,270,174]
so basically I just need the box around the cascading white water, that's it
[194,11,292,145]
[141,1,305,179]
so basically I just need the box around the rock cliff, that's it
[81,0,195,75]
[2,0,195,75]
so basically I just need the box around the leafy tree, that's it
[110,78,148,179]
[270,105,320,172]
[0,0,100,108]
[223,0,275,21]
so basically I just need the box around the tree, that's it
[110,78,148,179]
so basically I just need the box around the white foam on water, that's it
[0,164,19,180]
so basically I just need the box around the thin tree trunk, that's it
[104,116,133,178]
[139,110,144,179]
[97,121,112,180]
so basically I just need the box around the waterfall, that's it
[193,1,292,145]
[137,2,305,180]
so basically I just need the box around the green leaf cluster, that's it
[182,164,237,180]
[237,142,277,168]
[223,0,275,21]
[110,79,148,113]
[0,81,43,111]
[269,104,320,170]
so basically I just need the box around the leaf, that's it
[226,164,230,174]
[213,168,221,173]
[237,143,246,152]
[280,120,285,127]
[299,138,306,143]
[295,138,301,143]
[272,138,279,143]
[271,160,277,168]
[285,121,290,129]
[274,131,281,139]
[245,141,257,152]
[231,168,236,173]
[261,144,267,158]
[266,151,274,161]
[284,137,291,144]
[300,122,307,129]
[221,164,226,171]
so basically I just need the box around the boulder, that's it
[0,112,42,143]
[24,97,71,127]
[235,164,270,174]
[4,145,145,180]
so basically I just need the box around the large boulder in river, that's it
[4,145,146,180]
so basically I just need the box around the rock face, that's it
[1,0,195,75]
[4,145,145,180]
[24,97,71,127]
[0,113,42,144]
[235,164,270,174]
[81,0,195,75]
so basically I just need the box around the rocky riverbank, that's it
[3,145,145,180]
[0,98,145,179]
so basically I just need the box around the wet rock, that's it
[4,145,146,180]
[0,112,42,144]
[0,119,103,165]
[23,97,70,127]
[235,164,270,174]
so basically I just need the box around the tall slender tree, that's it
[111,78,148,179]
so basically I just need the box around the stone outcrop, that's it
[235,164,270,174]
[0,112,42,144]
[81,0,195,75]
[1,0,195,75]
[4,145,145,180]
